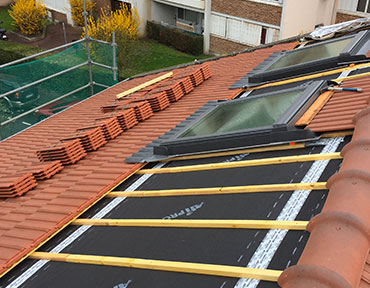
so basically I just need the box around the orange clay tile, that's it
[306,76,370,132]
[0,42,296,276]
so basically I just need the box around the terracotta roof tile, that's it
[0,42,295,275]
[279,97,370,287]
[360,253,370,287]
[307,76,370,132]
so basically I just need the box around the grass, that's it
[0,41,44,65]
[119,39,210,80]
[0,5,15,32]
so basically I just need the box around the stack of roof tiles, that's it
[36,139,87,165]
[125,101,153,121]
[100,104,120,113]
[143,91,170,112]
[62,127,107,152]
[178,75,194,94]
[200,64,212,80]
[115,108,138,130]
[188,67,204,87]
[156,81,185,102]
[0,173,37,197]
[24,161,64,181]
[79,117,123,141]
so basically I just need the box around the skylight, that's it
[265,37,353,71]
[230,30,370,88]
[180,89,304,138]
[125,81,326,162]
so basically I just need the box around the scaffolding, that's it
[0,35,118,141]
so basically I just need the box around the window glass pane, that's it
[266,37,353,71]
[178,8,184,19]
[357,0,367,12]
[180,90,303,138]
[185,10,198,23]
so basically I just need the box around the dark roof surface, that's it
[0,139,348,288]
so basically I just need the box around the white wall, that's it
[338,0,358,12]
[281,0,338,38]
[157,0,205,10]
[151,1,177,26]
[128,0,151,36]
[44,0,73,24]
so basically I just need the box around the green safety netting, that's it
[0,39,117,140]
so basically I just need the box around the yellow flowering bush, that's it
[84,4,140,41]
[69,0,95,27]
[9,0,47,35]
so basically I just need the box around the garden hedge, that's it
[146,20,203,55]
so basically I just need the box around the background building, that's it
[41,0,370,54]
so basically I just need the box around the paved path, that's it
[7,22,83,50]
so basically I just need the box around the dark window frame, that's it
[231,30,370,88]
[150,81,325,157]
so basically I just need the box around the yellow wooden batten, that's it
[332,70,370,83]
[72,219,308,230]
[30,252,283,282]
[164,143,305,162]
[137,153,342,174]
[244,62,370,91]
[107,182,327,197]
[116,72,173,99]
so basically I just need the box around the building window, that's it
[260,27,267,44]
[176,8,203,34]
[357,0,370,13]
[111,0,131,12]
[210,14,279,46]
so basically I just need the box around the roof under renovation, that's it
[1,20,370,288]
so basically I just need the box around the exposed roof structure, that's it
[0,24,370,288]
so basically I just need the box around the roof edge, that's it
[279,103,370,287]
[123,35,303,83]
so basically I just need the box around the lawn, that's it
[119,39,210,80]
[0,41,44,65]
[0,5,14,32]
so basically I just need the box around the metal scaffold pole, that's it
[112,31,118,82]
[83,0,94,95]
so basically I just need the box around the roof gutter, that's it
[278,100,370,287]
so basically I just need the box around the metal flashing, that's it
[126,82,325,162]
[231,30,370,89]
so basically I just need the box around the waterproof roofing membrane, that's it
[1,21,370,288]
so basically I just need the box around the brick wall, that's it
[212,0,282,26]
[96,0,111,13]
[210,35,251,55]
[0,0,12,6]
[51,10,68,23]
[335,12,361,23]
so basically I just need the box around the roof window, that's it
[126,81,327,162]
[231,30,370,88]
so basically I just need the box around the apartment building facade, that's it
[43,0,370,54]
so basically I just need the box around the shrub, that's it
[84,4,140,41]
[84,4,140,76]
[146,21,203,55]
[9,0,47,35]
[69,0,95,27]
